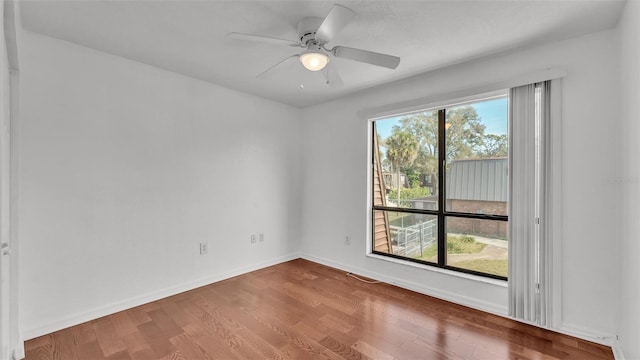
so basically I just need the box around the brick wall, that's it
[447,199,507,239]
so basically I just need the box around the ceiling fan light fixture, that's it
[299,51,329,71]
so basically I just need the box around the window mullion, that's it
[437,109,446,267]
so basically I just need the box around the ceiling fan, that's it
[228,4,401,87]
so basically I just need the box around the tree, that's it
[444,106,486,161]
[396,106,486,195]
[399,111,438,187]
[385,129,419,206]
[478,134,508,157]
[377,136,393,172]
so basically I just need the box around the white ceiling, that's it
[19,0,626,108]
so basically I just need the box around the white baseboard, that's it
[610,338,626,360]
[557,322,623,359]
[299,253,508,316]
[559,322,618,346]
[21,253,300,341]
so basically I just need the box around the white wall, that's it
[617,0,640,358]
[0,2,10,358]
[300,29,621,339]
[18,31,302,339]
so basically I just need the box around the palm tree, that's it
[385,129,419,207]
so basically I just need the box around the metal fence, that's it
[390,219,437,258]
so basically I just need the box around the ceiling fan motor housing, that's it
[297,17,324,45]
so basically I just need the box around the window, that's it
[371,92,509,279]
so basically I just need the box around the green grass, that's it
[412,234,507,277]
[453,259,508,277]
[447,235,486,254]
[418,234,486,260]
[420,244,438,259]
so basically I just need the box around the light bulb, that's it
[300,52,329,71]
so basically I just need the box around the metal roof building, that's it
[446,158,508,202]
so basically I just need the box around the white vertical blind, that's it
[509,83,537,322]
[539,80,556,327]
[508,80,553,326]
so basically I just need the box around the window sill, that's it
[366,252,508,288]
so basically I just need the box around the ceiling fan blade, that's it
[256,55,300,79]
[228,32,301,47]
[315,4,356,43]
[323,62,344,88]
[332,46,400,69]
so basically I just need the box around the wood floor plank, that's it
[93,318,127,357]
[25,344,53,360]
[128,347,157,360]
[126,306,152,327]
[146,309,184,339]
[50,329,80,360]
[319,335,370,360]
[71,321,97,346]
[105,350,133,360]
[75,340,107,360]
[157,300,195,329]
[23,259,614,360]
[120,330,152,357]
[179,300,243,351]
[110,311,139,338]
[168,333,212,360]
[351,340,394,360]
[180,323,240,360]
[136,321,176,358]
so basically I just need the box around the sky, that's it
[375,97,508,139]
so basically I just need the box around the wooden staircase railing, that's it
[372,124,393,253]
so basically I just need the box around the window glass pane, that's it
[373,210,437,263]
[373,111,439,210]
[446,217,508,277]
[445,97,508,215]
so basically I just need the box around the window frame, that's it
[370,94,509,281]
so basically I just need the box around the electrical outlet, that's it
[259,233,264,242]
[199,242,208,255]
[251,234,257,244]
[345,235,351,245]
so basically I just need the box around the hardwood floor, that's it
[24,259,613,360]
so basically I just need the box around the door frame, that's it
[2,1,21,358]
